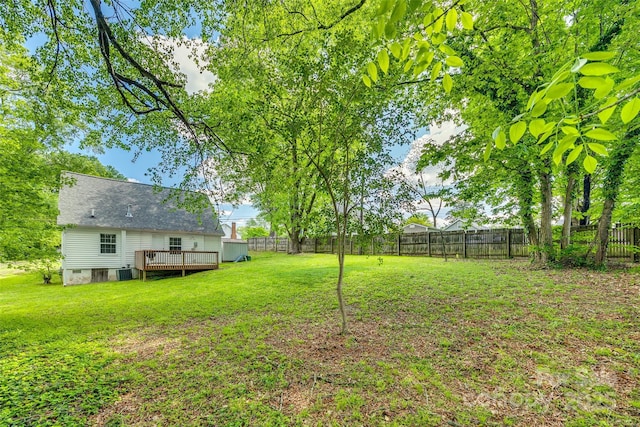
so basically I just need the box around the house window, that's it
[100,234,116,254]
[169,237,182,252]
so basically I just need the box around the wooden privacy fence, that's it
[248,226,640,261]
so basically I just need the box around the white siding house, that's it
[403,223,439,233]
[57,172,224,285]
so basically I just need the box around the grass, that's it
[1,253,639,426]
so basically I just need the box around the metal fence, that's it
[248,226,640,262]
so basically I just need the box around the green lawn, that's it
[1,253,639,426]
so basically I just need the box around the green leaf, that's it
[579,62,620,76]
[483,140,492,161]
[577,77,607,89]
[445,56,464,67]
[413,60,429,76]
[585,128,616,141]
[439,44,456,56]
[401,38,412,60]
[588,143,608,156]
[526,90,542,111]
[552,136,577,165]
[389,43,402,59]
[461,12,473,30]
[566,145,584,165]
[362,75,372,87]
[509,121,526,143]
[581,51,617,61]
[540,140,554,155]
[538,131,553,144]
[531,100,547,117]
[403,59,414,73]
[593,77,614,100]
[389,0,407,23]
[528,119,546,138]
[384,21,397,38]
[551,65,571,82]
[561,126,579,135]
[495,130,506,149]
[378,0,394,15]
[615,75,640,91]
[583,155,597,174]
[367,62,378,82]
[545,83,574,100]
[431,33,446,45]
[423,12,433,28]
[446,8,457,31]
[571,58,588,73]
[374,17,385,38]
[598,96,617,125]
[377,49,390,74]
[442,73,453,93]
[621,97,640,124]
[433,15,444,33]
[430,61,442,81]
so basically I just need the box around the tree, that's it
[404,213,433,227]
[0,43,125,281]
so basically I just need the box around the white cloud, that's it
[170,39,216,94]
[145,36,216,94]
[127,177,141,183]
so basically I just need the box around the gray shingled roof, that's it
[57,172,224,235]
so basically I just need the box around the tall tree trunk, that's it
[595,130,639,265]
[539,162,554,263]
[288,227,303,254]
[579,174,591,226]
[515,167,539,257]
[336,234,348,335]
[561,165,578,250]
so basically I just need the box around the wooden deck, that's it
[134,250,219,281]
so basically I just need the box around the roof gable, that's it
[57,172,224,235]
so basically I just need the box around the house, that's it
[221,223,243,240]
[442,219,484,232]
[403,223,440,234]
[57,172,224,285]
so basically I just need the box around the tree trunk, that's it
[288,228,303,254]
[595,199,615,265]
[336,234,348,335]
[515,167,539,258]
[561,170,577,250]
[579,174,591,226]
[538,163,554,263]
[594,129,639,266]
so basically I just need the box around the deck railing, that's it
[134,250,219,279]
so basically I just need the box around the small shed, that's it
[222,239,249,262]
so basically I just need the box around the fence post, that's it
[427,232,431,257]
[506,228,512,258]
[397,234,401,256]
[631,227,640,262]
[463,231,467,258]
